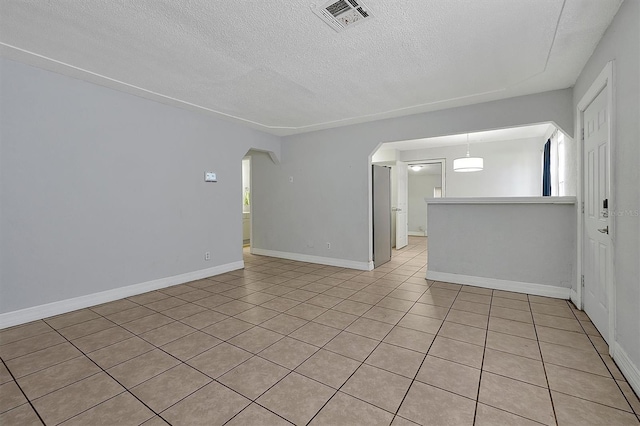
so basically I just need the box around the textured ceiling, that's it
[0,0,623,136]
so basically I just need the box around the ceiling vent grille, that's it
[312,0,373,32]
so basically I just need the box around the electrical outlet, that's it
[289,176,294,183]
[326,242,331,249]
[205,251,211,261]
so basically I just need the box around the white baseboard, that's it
[0,261,244,329]
[426,270,571,299]
[570,289,579,308]
[613,343,640,397]
[408,231,426,237]
[251,248,373,271]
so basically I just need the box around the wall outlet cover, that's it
[205,172,217,182]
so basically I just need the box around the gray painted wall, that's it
[408,173,440,234]
[427,203,576,287]
[251,89,574,264]
[0,58,281,314]
[573,0,640,379]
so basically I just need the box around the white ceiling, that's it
[409,163,442,176]
[383,123,554,151]
[0,0,622,136]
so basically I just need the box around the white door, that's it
[396,161,408,249]
[583,87,611,343]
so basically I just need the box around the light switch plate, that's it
[205,172,217,182]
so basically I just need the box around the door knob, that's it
[598,226,609,234]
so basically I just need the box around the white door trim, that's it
[576,60,616,354]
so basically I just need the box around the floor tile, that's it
[160,331,221,361]
[552,390,639,426]
[60,392,155,426]
[366,342,424,378]
[383,326,435,353]
[545,363,632,411]
[5,342,82,378]
[618,380,640,415]
[105,306,156,325]
[226,403,291,426]
[0,403,42,425]
[161,303,207,320]
[260,313,308,335]
[428,336,484,369]
[286,303,328,320]
[474,403,542,426]
[32,372,123,425]
[0,364,11,385]
[57,317,117,340]
[332,300,372,316]
[87,336,154,370]
[530,302,575,318]
[295,349,361,389]
[313,309,358,329]
[17,356,100,400]
[490,306,533,324]
[342,364,412,413]
[416,355,480,399]
[260,297,301,312]
[72,325,133,352]
[488,316,537,340]
[486,330,541,360]
[0,321,52,345]
[310,391,394,426]
[0,381,27,414]
[445,309,489,329]
[201,317,254,340]
[483,348,548,388]
[493,290,528,301]
[0,331,66,360]
[213,300,256,316]
[257,372,335,425]
[407,302,449,320]
[377,297,416,312]
[478,371,555,425]
[324,331,379,362]
[187,342,253,378]
[259,336,318,369]
[533,313,582,332]
[452,299,491,315]
[44,309,101,330]
[439,321,486,346]
[90,299,139,316]
[162,381,250,425]
[397,313,443,334]
[457,292,492,304]
[539,341,610,376]
[398,381,476,425]
[108,349,180,388]
[289,322,341,347]
[228,326,283,353]
[121,313,174,335]
[218,356,289,400]
[130,364,211,412]
[491,297,531,312]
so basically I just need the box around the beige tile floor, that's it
[1,236,639,425]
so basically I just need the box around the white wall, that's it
[401,137,545,197]
[0,58,281,317]
[250,88,573,267]
[573,0,640,391]
[408,172,440,234]
[427,200,576,293]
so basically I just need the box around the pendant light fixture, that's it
[453,134,484,172]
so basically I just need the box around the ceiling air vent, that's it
[312,0,373,32]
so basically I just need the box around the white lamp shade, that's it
[453,157,483,172]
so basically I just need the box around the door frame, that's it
[576,60,615,352]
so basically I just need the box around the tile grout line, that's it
[530,293,559,426]
[471,287,493,425]
[0,357,47,425]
